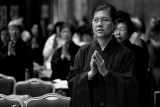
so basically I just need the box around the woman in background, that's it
[41,22,64,79]
[0,18,30,81]
[51,23,79,80]
[0,26,10,58]
[114,10,150,107]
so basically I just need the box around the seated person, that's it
[50,23,79,80]
[0,18,30,81]
[41,22,64,79]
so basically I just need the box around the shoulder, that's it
[126,42,143,54]
[132,44,142,50]
[47,34,56,41]
[74,43,92,58]
[45,34,56,45]
[117,43,134,58]
[70,41,80,48]
[79,43,92,53]
[111,39,134,57]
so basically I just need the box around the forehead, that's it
[32,24,38,29]
[117,23,127,28]
[61,27,70,31]
[9,26,19,30]
[93,10,111,18]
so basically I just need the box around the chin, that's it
[96,32,105,37]
[116,39,122,43]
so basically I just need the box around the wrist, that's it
[88,71,95,80]
[8,51,11,56]
[66,54,71,61]
[61,54,65,59]
[101,69,109,77]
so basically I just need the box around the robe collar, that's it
[92,36,120,54]
[121,40,131,46]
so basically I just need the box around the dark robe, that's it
[0,42,8,58]
[67,37,138,107]
[123,40,150,107]
[51,41,79,80]
[0,38,30,81]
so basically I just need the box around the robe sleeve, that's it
[103,51,138,107]
[104,51,136,83]
[67,47,91,107]
[67,47,87,94]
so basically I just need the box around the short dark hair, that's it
[117,10,135,35]
[92,3,117,22]
[60,23,75,36]
[53,21,64,34]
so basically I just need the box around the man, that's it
[67,3,138,107]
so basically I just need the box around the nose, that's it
[115,29,120,34]
[96,19,103,25]
[10,29,17,34]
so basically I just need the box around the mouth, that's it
[96,29,104,33]
[97,29,104,31]
[115,36,122,40]
[115,35,121,38]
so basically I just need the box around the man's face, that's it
[92,10,114,39]
[9,26,21,41]
[114,22,128,43]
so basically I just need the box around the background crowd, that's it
[0,1,160,107]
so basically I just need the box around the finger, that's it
[95,51,102,59]
[94,51,101,62]
[94,58,99,65]
[95,51,103,60]
[91,52,95,61]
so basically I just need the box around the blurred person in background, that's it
[130,17,143,47]
[146,17,159,42]
[51,23,79,80]
[0,18,30,81]
[31,23,44,65]
[0,26,10,75]
[67,3,138,107]
[18,17,32,44]
[130,17,148,51]
[0,26,10,58]
[147,18,160,91]
[30,23,45,78]
[130,16,150,69]
[72,25,93,46]
[114,10,150,107]
[46,23,54,39]
[41,21,64,79]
